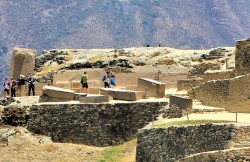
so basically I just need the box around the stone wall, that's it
[136,123,250,162]
[27,101,167,147]
[178,148,250,162]
[177,78,204,91]
[235,38,250,75]
[177,70,234,91]
[188,74,250,112]
[202,70,235,81]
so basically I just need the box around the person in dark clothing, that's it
[102,72,110,88]
[18,75,26,96]
[10,77,17,97]
[28,73,36,96]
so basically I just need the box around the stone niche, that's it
[10,47,36,79]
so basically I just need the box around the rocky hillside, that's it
[0,0,250,79]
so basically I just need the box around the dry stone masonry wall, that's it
[188,74,250,112]
[177,70,235,91]
[178,148,250,162]
[235,38,250,75]
[27,101,167,147]
[136,123,250,162]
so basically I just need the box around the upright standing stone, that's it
[137,78,165,98]
[10,47,36,80]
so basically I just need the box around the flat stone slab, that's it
[137,78,165,98]
[79,94,112,103]
[169,95,192,109]
[100,88,144,101]
[42,86,75,100]
[73,93,87,101]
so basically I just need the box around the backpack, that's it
[102,75,106,81]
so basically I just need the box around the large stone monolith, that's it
[10,47,36,79]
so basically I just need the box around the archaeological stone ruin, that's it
[1,38,250,161]
[10,47,36,80]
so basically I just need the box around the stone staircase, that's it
[192,99,226,113]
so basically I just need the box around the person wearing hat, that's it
[28,73,36,96]
[18,74,26,96]
[10,77,17,97]
[3,78,10,97]
[110,73,116,88]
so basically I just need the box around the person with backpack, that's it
[10,77,17,97]
[28,73,36,96]
[81,71,88,93]
[102,72,110,88]
[3,78,10,97]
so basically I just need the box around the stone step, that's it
[192,105,225,112]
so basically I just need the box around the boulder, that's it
[41,86,75,100]
[100,88,144,101]
[10,47,36,80]
[137,78,165,98]
[79,94,112,103]
[169,95,193,109]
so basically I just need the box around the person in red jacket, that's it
[10,77,17,97]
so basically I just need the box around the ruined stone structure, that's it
[177,70,235,91]
[10,47,36,79]
[137,78,165,98]
[27,101,167,147]
[169,95,192,109]
[176,38,250,112]
[179,148,250,162]
[136,123,250,162]
[188,74,250,112]
[235,38,250,75]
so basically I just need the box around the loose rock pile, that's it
[0,97,16,106]
[162,104,183,119]
[35,49,68,72]
[1,105,29,126]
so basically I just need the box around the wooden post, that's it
[236,112,238,123]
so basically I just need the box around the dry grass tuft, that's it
[36,65,61,76]
[44,143,59,152]
[88,56,112,62]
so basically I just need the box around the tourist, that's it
[28,73,36,96]
[3,78,10,97]
[102,72,110,88]
[10,77,17,97]
[110,74,116,88]
[18,74,26,96]
[80,71,89,93]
